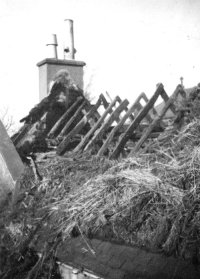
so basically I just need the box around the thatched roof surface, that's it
[2,82,200,278]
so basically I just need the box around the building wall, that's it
[38,63,48,101]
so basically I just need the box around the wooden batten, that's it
[159,89,176,115]
[74,96,121,152]
[57,101,87,138]
[48,96,84,138]
[57,97,102,155]
[131,85,185,154]
[84,99,129,151]
[110,84,164,159]
[97,98,141,157]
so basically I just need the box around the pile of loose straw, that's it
[47,98,200,261]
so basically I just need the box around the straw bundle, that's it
[48,159,185,253]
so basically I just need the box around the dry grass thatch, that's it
[49,161,185,250]
[46,96,200,262]
[2,88,200,278]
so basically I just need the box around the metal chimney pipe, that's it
[65,19,75,59]
[46,34,58,59]
[53,34,58,59]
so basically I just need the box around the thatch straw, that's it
[2,89,200,272]
[48,160,184,251]
[46,95,200,260]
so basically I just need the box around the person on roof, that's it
[20,69,83,132]
[14,70,85,159]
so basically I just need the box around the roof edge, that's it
[37,58,86,67]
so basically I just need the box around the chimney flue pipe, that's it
[46,34,58,59]
[53,34,58,59]
[65,19,75,59]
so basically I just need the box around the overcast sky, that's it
[0,0,200,128]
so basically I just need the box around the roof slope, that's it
[2,82,200,278]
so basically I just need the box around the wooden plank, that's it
[103,94,122,123]
[105,91,113,103]
[131,93,153,123]
[57,101,87,138]
[15,112,47,151]
[85,98,101,120]
[112,98,121,123]
[131,85,184,154]
[117,96,134,122]
[139,96,153,123]
[12,124,32,146]
[124,107,135,121]
[138,103,149,122]
[135,102,153,123]
[133,103,142,117]
[130,131,161,140]
[98,93,154,157]
[101,94,125,122]
[97,97,141,157]
[106,91,134,121]
[141,92,158,117]
[160,87,186,113]
[74,96,121,152]
[13,109,48,146]
[56,97,102,155]
[159,89,176,114]
[100,94,110,109]
[84,99,129,151]
[110,84,164,159]
[47,96,83,138]
[141,92,165,127]
[85,94,107,125]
